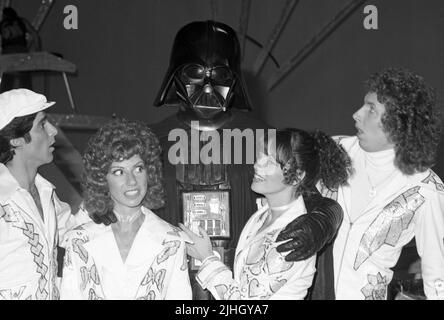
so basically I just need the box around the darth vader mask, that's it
[154,20,252,120]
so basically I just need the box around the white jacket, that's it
[196,196,316,300]
[0,164,76,300]
[332,137,444,300]
[60,206,192,300]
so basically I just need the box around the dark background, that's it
[10,0,444,205]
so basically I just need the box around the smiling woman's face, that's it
[106,154,147,214]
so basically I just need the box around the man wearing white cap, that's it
[0,89,77,300]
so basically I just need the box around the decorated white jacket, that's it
[332,137,444,300]
[60,206,192,300]
[196,197,316,300]
[0,164,76,300]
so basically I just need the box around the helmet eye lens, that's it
[181,65,233,85]
[211,67,233,84]
[182,65,205,83]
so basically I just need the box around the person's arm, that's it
[276,188,343,262]
[55,199,91,247]
[53,192,74,246]
[164,241,192,300]
[181,223,316,299]
[196,244,316,300]
[415,191,444,300]
[195,255,239,300]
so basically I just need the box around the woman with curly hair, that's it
[179,128,351,299]
[60,119,192,300]
[315,67,443,300]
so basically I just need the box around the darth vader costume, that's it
[150,20,342,299]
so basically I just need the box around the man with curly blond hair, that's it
[332,68,444,299]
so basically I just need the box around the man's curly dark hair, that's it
[0,113,35,164]
[82,118,165,225]
[366,68,442,175]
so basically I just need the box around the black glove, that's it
[276,193,343,262]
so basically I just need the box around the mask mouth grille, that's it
[185,84,229,111]
[185,84,230,99]
[214,86,230,99]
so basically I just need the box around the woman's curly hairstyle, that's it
[270,128,352,197]
[366,68,442,175]
[82,118,165,224]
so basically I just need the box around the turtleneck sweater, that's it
[349,146,397,222]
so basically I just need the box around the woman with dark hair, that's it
[60,119,192,300]
[180,128,351,299]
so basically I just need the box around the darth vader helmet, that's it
[154,20,252,120]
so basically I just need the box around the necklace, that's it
[364,159,397,198]
[113,209,142,223]
[367,176,377,197]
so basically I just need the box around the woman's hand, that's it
[179,223,214,262]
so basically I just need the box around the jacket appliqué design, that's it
[72,238,89,264]
[354,186,425,270]
[1,205,49,300]
[242,232,294,298]
[167,225,189,271]
[435,280,444,297]
[166,225,182,237]
[157,240,180,264]
[422,171,444,192]
[361,273,387,300]
[216,283,241,299]
[65,233,105,300]
[137,240,181,300]
[88,288,103,300]
[248,278,265,298]
[141,268,166,292]
[80,264,100,291]
[0,286,28,300]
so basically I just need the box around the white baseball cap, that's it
[0,89,56,130]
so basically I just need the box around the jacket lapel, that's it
[0,166,55,247]
[235,205,268,256]
[9,193,49,246]
[83,226,125,274]
[338,182,353,223]
[124,215,163,267]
